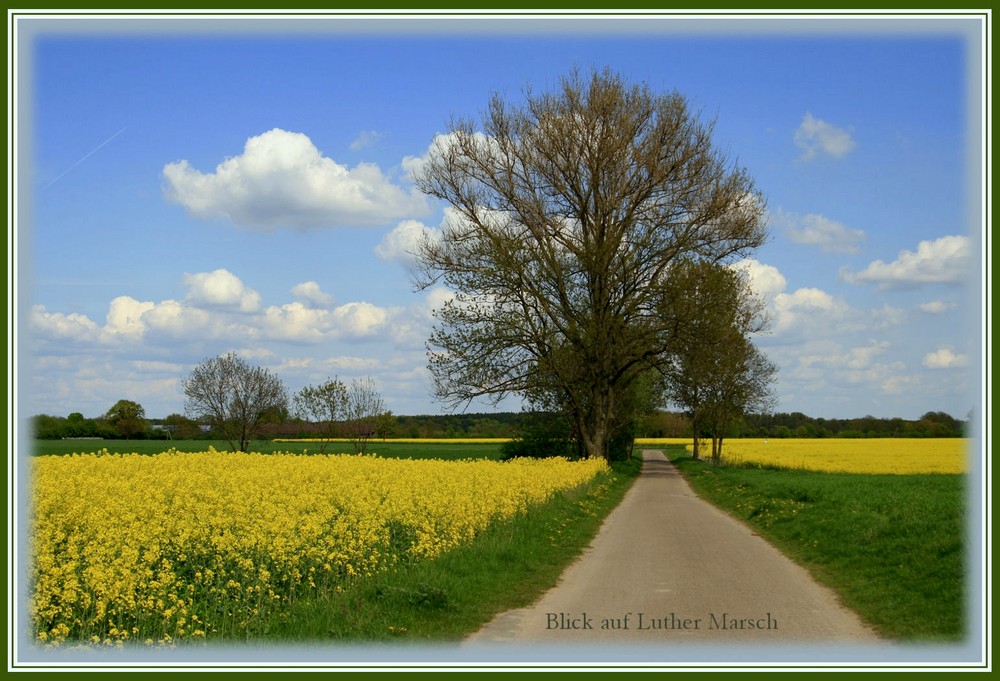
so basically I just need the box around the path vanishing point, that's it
[464,449,884,648]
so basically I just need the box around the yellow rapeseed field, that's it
[272,437,511,444]
[29,449,607,646]
[636,437,969,474]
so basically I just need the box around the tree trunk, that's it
[691,414,701,461]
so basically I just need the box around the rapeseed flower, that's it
[29,450,606,645]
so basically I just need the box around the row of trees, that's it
[737,410,969,440]
[28,355,393,454]
[31,407,968,444]
[31,400,152,441]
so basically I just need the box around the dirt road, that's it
[465,449,883,647]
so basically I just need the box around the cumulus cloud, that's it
[375,219,441,269]
[30,305,100,342]
[142,299,211,335]
[163,128,429,230]
[730,258,787,303]
[771,287,849,334]
[99,296,157,343]
[840,235,971,290]
[793,112,856,160]
[922,346,969,369]
[331,302,389,337]
[260,300,388,342]
[31,267,399,351]
[717,259,911,344]
[183,269,261,312]
[775,210,866,254]
[291,281,334,308]
[260,303,332,343]
[402,131,501,183]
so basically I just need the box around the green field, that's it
[665,445,966,641]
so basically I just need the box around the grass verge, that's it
[664,446,965,641]
[251,454,642,642]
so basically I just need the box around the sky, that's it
[14,11,988,424]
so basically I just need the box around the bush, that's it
[606,424,635,462]
[500,435,577,460]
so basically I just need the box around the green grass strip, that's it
[240,455,642,642]
[666,446,965,641]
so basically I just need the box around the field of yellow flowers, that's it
[636,437,969,474]
[29,448,607,646]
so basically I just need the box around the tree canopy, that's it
[413,67,768,458]
[182,352,288,453]
[103,399,148,439]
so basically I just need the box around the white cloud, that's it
[774,286,843,322]
[183,268,261,312]
[318,355,386,373]
[793,112,856,160]
[163,128,429,230]
[350,130,382,151]
[331,302,389,337]
[402,131,501,183]
[142,299,212,336]
[840,235,971,290]
[103,296,156,340]
[776,210,866,254]
[375,219,441,269]
[30,305,100,342]
[260,300,389,342]
[234,346,277,361]
[881,374,921,395]
[260,303,332,343]
[730,258,788,303]
[741,262,905,339]
[291,281,334,308]
[130,359,185,374]
[919,300,957,314]
[922,346,969,369]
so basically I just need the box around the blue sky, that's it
[16,12,987,422]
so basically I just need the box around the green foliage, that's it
[500,411,578,460]
[103,399,149,439]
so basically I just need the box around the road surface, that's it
[464,449,883,647]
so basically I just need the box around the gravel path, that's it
[464,449,883,647]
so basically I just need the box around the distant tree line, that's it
[30,407,967,442]
[639,409,968,439]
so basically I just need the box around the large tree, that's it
[183,352,288,453]
[413,68,768,459]
[103,399,148,439]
